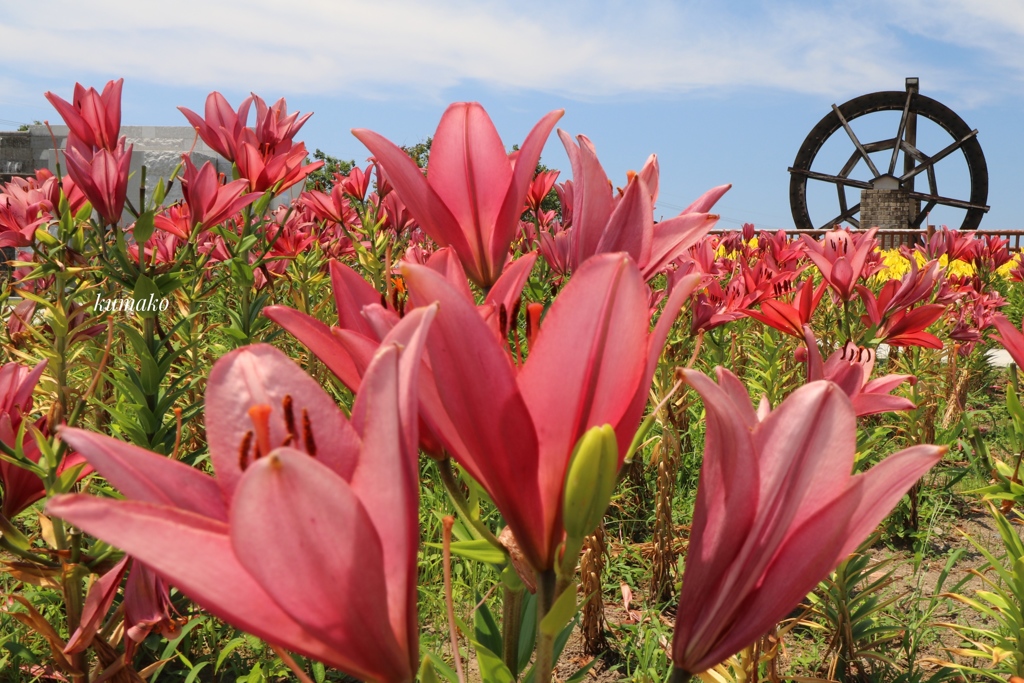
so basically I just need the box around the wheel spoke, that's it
[911,200,937,228]
[905,190,988,212]
[899,130,979,183]
[888,89,915,175]
[833,104,881,177]
[817,203,861,231]
[788,167,872,189]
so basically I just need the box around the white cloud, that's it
[0,0,1019,103]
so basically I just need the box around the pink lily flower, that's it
[913,226,976,263]
[992,314,1024,368]
[382,191,416,235]
[403,253,699,572]
[876,304,946,349]
[801,227,879,301]
[65,556,181,661]
[47,308,435,683]
[63,139,132,226]
[526,170,560,213]
[178,92,253,162]
[0,361,90,519]
[858,258,940,327]
[801,326,916,416]
[337,164,374,201]
[672,368,943,676]
[745,279,825,338]
[153,203,192,240]
[557,132,727,280]
[45,79,123,154]
[179,156,262,230]
[301,185,356,227]
[264,252,538,457]
[354,102,563,289]
[236,140,322,194]
[0,179,52,247]
[249,95,313,156]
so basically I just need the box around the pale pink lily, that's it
[403,253,699,572]
[557,132,727,280]
[0,179,52,247]
[801,227,879,301]
[992,314,1024,368]
[264,252,538,456]
[801,326,916,416]
[354,102,563,289]
[47,308,435,683]
[672,368,943,676]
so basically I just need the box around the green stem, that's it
[534,569,557,683]
[670,669,695,683]
[501,583,524,677]
[842,298,853,341]
[435,458,504,550]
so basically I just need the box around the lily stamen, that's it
[238,431,254,470]
[247,405,273,459]
[302,409,316,456]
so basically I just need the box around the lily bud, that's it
[562,424,618,544]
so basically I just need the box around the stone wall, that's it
[860,189,915,231]
[0,126,306,215]
[860,188,918,248]
[17,125,225,208]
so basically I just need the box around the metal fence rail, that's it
[710,227,1024,252]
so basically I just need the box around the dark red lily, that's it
[746,279,825,338]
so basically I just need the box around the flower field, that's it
[3,80,1024,683]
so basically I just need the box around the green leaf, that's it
[183,661,210,683]
[474,595,503,662]
[424,539,506,565]
[33,228,60,247]
[418,655,441,683]
[518,591,537,673]
[474,641,515,683]
[132,274,163,319]
[539,581,578,637]
[134,210,156,246]
[229,259,255,289]
[215,637,248,673]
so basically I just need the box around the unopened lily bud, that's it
[563,424,618,543]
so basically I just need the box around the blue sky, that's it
[2,0,1023,230]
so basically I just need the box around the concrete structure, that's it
[0,125,225,207]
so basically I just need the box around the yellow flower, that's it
[875,249,910,281]
[998,252,1023,279]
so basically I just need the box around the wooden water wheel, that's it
[788,78,989,230]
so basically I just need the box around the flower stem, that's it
[501,582,524,677]
[535,569,557,683]
[435,458,504,549]
[442,516,466,683]
[670,668,695,683]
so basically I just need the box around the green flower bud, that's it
[562,424,618,543]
